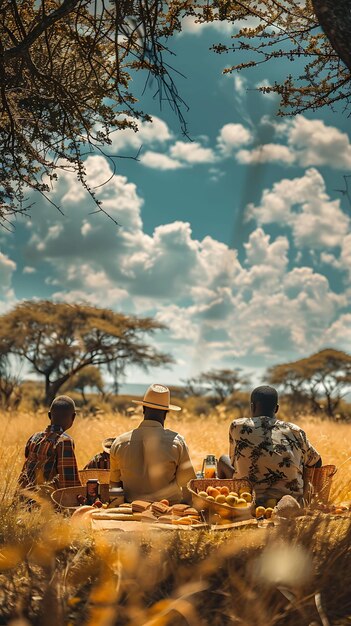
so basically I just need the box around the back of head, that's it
[251,385,278,417]
[143,406,167,423]
[50,395,76,428]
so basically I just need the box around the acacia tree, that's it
[188,0,351,115]
[0,0,188,225]
[0,300,172,404]
[1,0,351,225]
[0,353,22,409]
[268,348,351,418]
[107,357,127,396]
[64,365,105,404]
[185,368,249,403]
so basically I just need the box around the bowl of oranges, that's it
[188,478,255,520]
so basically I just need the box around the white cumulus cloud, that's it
[109,116,172,153]
[140,151,183,170]
[217,123,253,155]
[237,144,295,165]
[246,168,350,250]
[8,153,351,377]
[0,251,16,310]
[242,115,351,170]
[288,116,351,170]
[169,141,215,164]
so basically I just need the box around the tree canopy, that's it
[0,0,187,225]
[185,367,249,403]
[194,0,351,115]
[63,364,105,404]
[0,300,171,404]
[1,0,351,225]
[268,348,351,418]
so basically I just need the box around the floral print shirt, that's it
[229,416,321,501]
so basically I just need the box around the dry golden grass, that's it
[1,408,351,501]
[0,408,351,625]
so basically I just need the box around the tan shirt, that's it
[110,420,196,504]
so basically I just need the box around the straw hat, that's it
[132,384,181,411]
[102,437,116,454]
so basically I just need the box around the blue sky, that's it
[1,19,351,386]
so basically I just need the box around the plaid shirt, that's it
[18,424,81,490]
[84,451,110,470]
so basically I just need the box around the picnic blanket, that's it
[91,517,261,533]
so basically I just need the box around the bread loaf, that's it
[151,501,170,516]
[132,500,152,513]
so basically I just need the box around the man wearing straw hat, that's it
[110,384,196,504]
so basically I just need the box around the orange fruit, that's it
[225,495,238,506]
[240,492,252,503]
[211,488,220,498]
[220,486,230,496]
[235,498,247,508]
[255,506,266,518]
[215,495,226,504]
[264,507,274,519]
[198,491,208,498]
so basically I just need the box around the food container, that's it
[109,487,125,507]
[51,484,109,512]
[188,478,255,521]
[202,455,217,478]
[86,479,101,505]
[303,464,337,505]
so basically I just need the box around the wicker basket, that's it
[303,464,337,505]
[51,484,110,512]
[188,478,255,520]
[79,469,110,484]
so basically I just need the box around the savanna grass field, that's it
[1,404,351,626]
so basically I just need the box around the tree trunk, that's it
[325,393,339,419]
[325,393,333,418]
[312,0,351,71]
[113,377,120,395]
[45,377,70,405]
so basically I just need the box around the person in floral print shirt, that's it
[218,385,322,503]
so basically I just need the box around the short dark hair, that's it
[50,395,76,416]
[251,386,278,414]
[143,406,167,420]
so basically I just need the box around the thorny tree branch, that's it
[0,0,191,225]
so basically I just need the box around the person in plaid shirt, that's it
[84,437,114,470]
[18,395,81,491]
